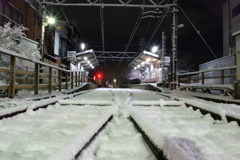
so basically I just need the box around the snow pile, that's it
[163,137,204,160]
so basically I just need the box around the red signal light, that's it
[97,73,102,79]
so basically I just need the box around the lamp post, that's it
[171,0,178,84]
[40,3,47,59]
[40,2,56,60]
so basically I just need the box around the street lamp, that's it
[47,16,55,25]
[81,43,86,51]
[113,79,117,88]
[40,8,56,59]
[151,46,159,53]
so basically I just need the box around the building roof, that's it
[76,49,99,69]
[129,50,160,70]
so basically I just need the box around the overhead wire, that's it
[178,4,218,59]
[144,10,167,50]
[55,1,82,42]
[99,0,107,70]
[116,0,145,69]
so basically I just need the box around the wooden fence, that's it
[0,47,86,98]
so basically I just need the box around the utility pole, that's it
[171,0,178,84]
[227,0,233,55]
[161,32,167,85]
[40,1,47,60]
[236,35,240,99]
[161,32,166,60]
[139,38,145,51]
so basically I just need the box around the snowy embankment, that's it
[129,104,240,160]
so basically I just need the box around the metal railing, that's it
[177,66,237,86]
[0,47,86,98]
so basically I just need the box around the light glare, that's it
[151,46,158,53]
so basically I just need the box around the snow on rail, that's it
[0,103,118,160]
[46,104,118,160]
[0,85,92,118]
[178,97,240,120]
[129,104,240,160]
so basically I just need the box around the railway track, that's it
[0,88,240,160]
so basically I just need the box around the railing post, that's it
[188,75,191,84]
[66,72,68,90]
[8,56,16,98]
[201,72,204,84]
[48,67,52,93]
[75,72,78,87]
[80,71,83,84]
[177,75,180,87]
[34,63,39,95]
[83,72,85,83]
[71,72,74,88]
[79,72,80,84]
[221,70,224,84]
[58,70,62,91]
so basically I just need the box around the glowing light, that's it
[92,66,94,69]
[81,43,85,50]
[114,79,116,83]
[84,56,88,61]
[141,62,145,66]
[47,17,55,25]
[159,68,162,71]
[151,46,158,53]
[146,58,151,62]
[137,65,140,68]
[134,67,137,70]
[97,73,102,79]
[87,61,90,64]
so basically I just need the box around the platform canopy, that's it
[76,49,99,69]
[129,50,161,70]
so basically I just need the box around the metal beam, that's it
[95,51,139,60]
[97,57,135,59]
[95,51,138,54]
[41,2,176,8]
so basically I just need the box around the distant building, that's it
[223,0,240,56]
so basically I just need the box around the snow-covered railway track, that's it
[0,90,92,120]
[1,88,240,160]
[157,92,240,126]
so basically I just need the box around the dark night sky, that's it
[51,0,224,76]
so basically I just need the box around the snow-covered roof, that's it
[128,50,160,69]
[76,49,99,68]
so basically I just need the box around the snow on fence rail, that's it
[0,47,87,98]
[177,66,236,86]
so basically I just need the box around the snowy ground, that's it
[0,88,240,160]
